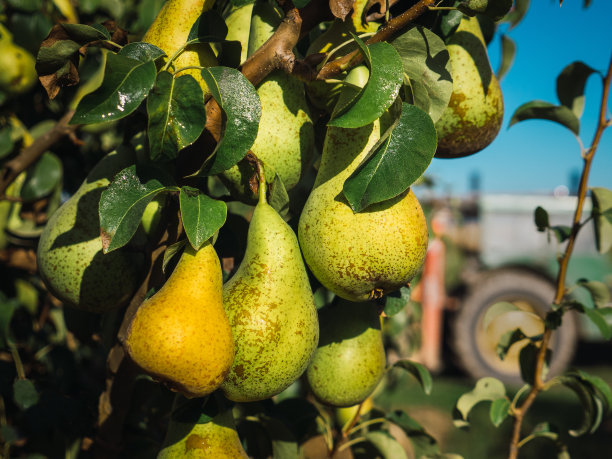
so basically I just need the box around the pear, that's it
[298,94,428,302]
[306,300,386,407]
[142,0,217,94]
[221,174,318,402]
[219,2,314,200]
[434,15,504,158]
[158,395,248,458]
[36,148,145,312]
[123,240,234,398]
[0,24,37,95]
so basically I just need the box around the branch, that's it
[507,52,612,459]
[0,110,78,198]
[316,0,436,80]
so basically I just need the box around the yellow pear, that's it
[435,15,504,158]
[158,395,248,458]
[0,24,37,95]
[142,0,217,93]
[123,240,234,398]
[298,73,428,301]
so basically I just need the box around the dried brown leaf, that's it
[330,0,355,20]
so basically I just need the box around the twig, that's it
[316,0,437,80]
[507,52,612,459]
[0,110,78,198]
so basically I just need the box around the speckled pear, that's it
[36,148,145,312]
[220,2,314,199]
[142,0,217,94]
[0,24,36,94]
[221,179,318,402]
[123,241,234,398]
[306,301,386,407]
[435,15,503,158]
[298,76,428,301]
[158,396,248,458]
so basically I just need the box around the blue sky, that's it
[426,0,612,196]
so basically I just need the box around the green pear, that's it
[0,24,37,95]
[142,0,217,94]
[307,300,386,407]
[434,15,504,158]
[298,71,428,302]
[36,148,145,312]
[221,175,318,402]
[158,395,248,458]
[123,240,234,398]
[220,2,314,200]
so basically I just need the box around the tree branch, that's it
[0,110,78,198]
[507,52,612,459]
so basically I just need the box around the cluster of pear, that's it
[34,0,505,455]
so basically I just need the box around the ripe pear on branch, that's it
[142,0,217,93]
[435,15,504,158]
[123,240,234,398]
[219,1,314,200]
[221,163,318,402]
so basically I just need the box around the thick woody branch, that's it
[0,110,78,198]
[317,0,436,80]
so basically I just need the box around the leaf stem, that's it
[346,417,387,436]
[172,65,205,77]
[337,436,367,452]
[255,159,266,204]
[9,342,25,380]
[507,52,612,459]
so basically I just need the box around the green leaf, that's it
[584,308,612,340]
[20,152,62,201]
[343,103,437,212]
[0,126,14,158]
[187,10,228,42]
[571,370,612,416]
[482,302,520,329]
[197,66,261,175]
[457,0,512,21]
[71,53,157,124]
[293,0,311,6]
[119,42,166,62]
[258,416,299,459]
[179,187,227,250]
[36,39,81,75]
[0,296,19,347]
[61,22,110,42]
[147,72,206,161]
[551,225,572,243]
[496,328,528,360]
[519,343,546,385]
[329,40,404,128]
[267,171,290,219]
[99,164,177,253]
[455,377,506,424]
[496,35,515,81]
[559,375,601,436]
[392,359,432,395]
[591,187,612,253]
[489,398,510,427]
[504,0,530,29]
[0,425,19,444]
[365,431,408,459]
[390,26,453,123]
[534,206,549,231]
[13,379,39,410]
[439,9,463,38]
[386,410,440,457]
[231,0,256,6]
[577,279,610,308]
[7,0,41,12]
[384,286,411,316]
[171,396,215,424]
[556,61,596,118]
[509,101,580,136]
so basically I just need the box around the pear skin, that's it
[142,0,217,94]
[435,15,504,158]
[298,119,428,302]
[158,396,248,458]
[123,240,234,398]
[307,301,386,407]
[0,24,37,94]
[36,148,145,312]
[221,185,318,402]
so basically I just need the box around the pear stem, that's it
[255,160,267,205]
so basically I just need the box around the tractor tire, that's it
[451,269,578,385]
